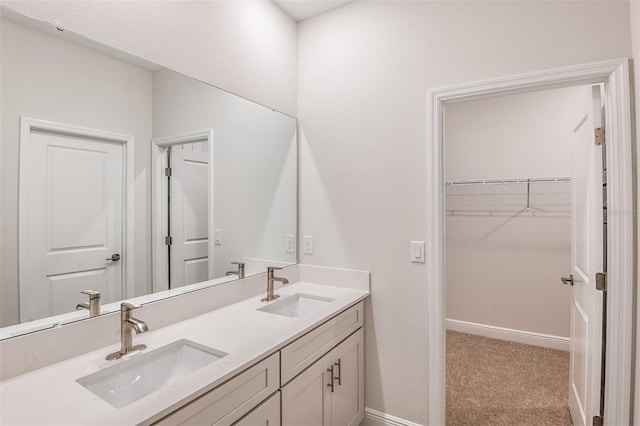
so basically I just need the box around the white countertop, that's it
[0,282,368,426]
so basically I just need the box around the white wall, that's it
[445,87,588,339]
[630,1,640,423]
[297,2,631,424]
[0,0,297,117]
[152,69,297,278]
[0,18,153,327]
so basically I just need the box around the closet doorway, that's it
[428,59,634,426]
[444,85,598,425]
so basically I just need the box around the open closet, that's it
[444,85,594,425]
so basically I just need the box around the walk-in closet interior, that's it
[444,85,593,425]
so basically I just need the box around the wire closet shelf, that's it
[445,177,571,215]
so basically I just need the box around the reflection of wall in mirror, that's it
[0,18,154,327]
[153,69,297,279]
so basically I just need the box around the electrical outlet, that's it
[303,236,314,255]
[285,234,296,253]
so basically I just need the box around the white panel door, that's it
[169,145,209,288]
[20,127,124,322]
[568,86,604,426]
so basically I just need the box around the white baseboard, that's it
[446,319,570,351]
[362,408,423,426]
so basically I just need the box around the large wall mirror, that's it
[0,9,297,339]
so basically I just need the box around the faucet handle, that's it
[121,301,141,311]
[81,290,101,300]
[267,266,283,272]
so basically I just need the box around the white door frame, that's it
[18,116,136,303]
[151,129,214,293]
[427,59,635,425]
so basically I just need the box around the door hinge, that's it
[594,127,605,146]
[595,272,607,291]
[165,167,172,177]
[593,415,603,426]
[165,236,172,246]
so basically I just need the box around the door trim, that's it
[151,129,214,293]
[18,116,136,306]
[426,59,635,425]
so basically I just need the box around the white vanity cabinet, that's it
[154,301,365,426]
[280,301,364,426]
[281,329,364,426]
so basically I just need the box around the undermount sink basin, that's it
[77,339,227,408]
[258,293,335,319]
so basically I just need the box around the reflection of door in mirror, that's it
[19,118,132,322]
[168,143,210,288]
[2,12,297,337]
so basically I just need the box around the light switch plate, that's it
[285,234,296,253]
[214,229,223,245]
[303,236,314,255]
[411,241,425,263]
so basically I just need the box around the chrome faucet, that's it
[106,302,149,360]
[225,261,245,279]
[76,290,101,317]
[261,266,289,302]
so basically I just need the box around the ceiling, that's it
[273,0,356,22]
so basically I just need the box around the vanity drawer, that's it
[232,390,280,426]
[280,301,363,384]
[154,352,280,426]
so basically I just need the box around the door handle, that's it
[561,274,574,286]
[106,253,121,262]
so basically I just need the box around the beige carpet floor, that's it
[446,330,572,425]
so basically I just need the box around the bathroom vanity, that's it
[0,267,369,426]
[155,300,363,426]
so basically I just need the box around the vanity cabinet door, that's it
[281,352,332,426]
[233,391,280,426]
[281,329,364,426]
[330,329,364,426]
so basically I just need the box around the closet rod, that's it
[444,176,571,186]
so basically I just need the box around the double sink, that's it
[76,293,334,408]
